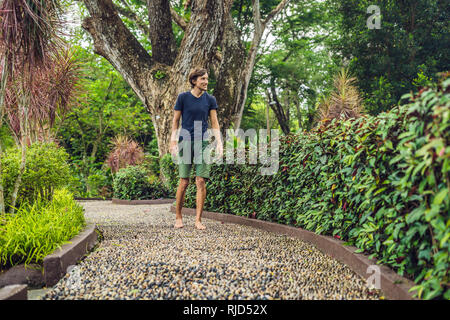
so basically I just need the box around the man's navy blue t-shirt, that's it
[174,91,218,142]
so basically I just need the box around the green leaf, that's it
[406,206,425,224]
[389,154,403,165]
[373,187,387,196]
[416,139,444,157]
[385,140,393,150]
[433,188,448,206]
[440,232,449,248]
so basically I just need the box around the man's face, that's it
[194,73,208,91]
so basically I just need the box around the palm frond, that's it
[0,0,64,72]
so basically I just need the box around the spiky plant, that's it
[316,94,332,123]
[316,68,365,123]
[0,0,64,70]
[3,46,83,143]
[0,0,69,214]
[106,135,145,174]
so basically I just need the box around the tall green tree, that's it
[56,46,156,195]
[247,0,339,133]
[328,0,450,114]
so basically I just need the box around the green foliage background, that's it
[328,0,450,114]
[1,142,72,210]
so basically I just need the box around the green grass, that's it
[0,188,86,268]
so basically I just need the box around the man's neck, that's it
[191,87,205,98]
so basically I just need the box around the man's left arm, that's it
[209,109,223,157]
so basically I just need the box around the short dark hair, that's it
[188,68,208,88]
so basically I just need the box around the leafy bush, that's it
[112,165,170,200]
[65,165,85,197]
[160,153,178,194]
[175,74,449,299]
[86,167,113,198]
[141,154,161,177]
[146,174,172,199]
[0,188,86,267]
[0,124,14,150]
[1,142,72,209]
[363,76,396,116]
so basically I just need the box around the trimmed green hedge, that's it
[113,165,171,200]
[162,76,449,299]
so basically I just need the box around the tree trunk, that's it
[0,55,8,214]
[267,84,290,135]
[212,11,247,139]
[295,97,302,130]
[232,0,290,131]
[265,89,271,141]
[146,0,177,65]
[9,100,29,215]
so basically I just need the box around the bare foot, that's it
[195,221,206,230]
[174,219,184,229]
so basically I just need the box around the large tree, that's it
[249,0,339,133]
[80,0,289,156]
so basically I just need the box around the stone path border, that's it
[0,285,27,300]
[75,197,112,201]
[170,205,418,300]
[111,198,175,205]
[43,224,98,287]
[0,264,44,288]
[0,223,98,299]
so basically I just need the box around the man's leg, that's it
[175,178,189,228]
[193,140,210,230]
[195,176,207,230]
[175,140,192,229]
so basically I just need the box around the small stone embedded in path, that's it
[41,201,382,300]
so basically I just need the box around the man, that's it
[169,68,223,230]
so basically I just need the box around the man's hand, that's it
[215,140,223,159]
[169,140,178,157]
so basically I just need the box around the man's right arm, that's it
[170,93,184,154]
[169,110,182,154]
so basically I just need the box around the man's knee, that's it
[195,176,206,186]
[179,178,190,188]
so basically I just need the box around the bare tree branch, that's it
[170,7,187,30]
[114,0,150,39]
[82,0,154,105]
[232,0,291,130]
[263,0,290,27]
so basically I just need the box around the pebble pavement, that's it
[41,201,383,300]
